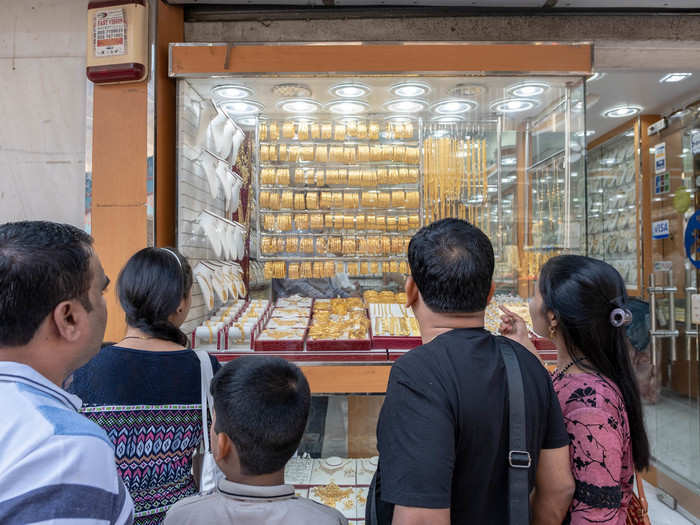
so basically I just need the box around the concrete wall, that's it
[0,0,89,227]
[185,13,700,70]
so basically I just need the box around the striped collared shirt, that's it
[0,361,134,524]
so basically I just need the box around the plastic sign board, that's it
[692,294,700,324]
[692,131,700,156]
[652,220,670,240]
[654,261,673,272]
[655,172,670,195]
[654,143,667,174]
[685,211,700,269]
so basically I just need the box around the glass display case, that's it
[587,127,641,292]
[176,72,587,349]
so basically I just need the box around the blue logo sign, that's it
[653,220,670,240]
[684,211,700,269]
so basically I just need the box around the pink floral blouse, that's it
[552,372,635,525]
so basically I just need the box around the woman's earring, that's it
[548,325,556,339]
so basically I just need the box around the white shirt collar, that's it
[0,361,83,411]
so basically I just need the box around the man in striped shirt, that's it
[0,221,133,524]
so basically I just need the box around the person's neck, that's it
[224,468,285,487]
[0,345,71,388]
[118,326,185,351]
[419,311,485,344]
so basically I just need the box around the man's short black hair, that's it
[0,221,94,347]
[210,356,311,475]
[407,218,494,313]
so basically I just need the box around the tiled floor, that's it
[646,481,697,524]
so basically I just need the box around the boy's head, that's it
[209,356,311,477]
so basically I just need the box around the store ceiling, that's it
[586,70,700,143]
[167,0,700,7]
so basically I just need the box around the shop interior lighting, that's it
[278,98,321,114]
[602,105,642,118]
[390,82,431,98]
[327,100,369,115]
[507,81,549,98]
[432,99,477,115]
[271,83,312,98]
[587,72,605,83]
[449,83,486,97]
[385,99,428,114]
[660,73,692,83]
[330,83,371,98]
[501,156,517,166]
[490,98,538,114]
[385,115,417,123]
[575,130,596,137]
[431,115,466,123]
[236,117,258,127]
[211,85,253,100]
[220,100,263,116]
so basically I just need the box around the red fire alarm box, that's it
[86,0,149,84]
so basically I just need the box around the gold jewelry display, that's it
[277,214,292,232]
[375,215,386,232]
[259,122,267,141]
[356,214,366,230]
[369,122,380,140]
[288,263,300,279]
[334,123,346,141]
[315,169,325,187]
[263,214,276,231]
[343,214,355,230]
[347,262,359,276]
[286,236,298,253]
[278,143,288,162]
[332,192,343,209]
[344,192,359,209]
[300,261,313,278]
[311,122,320,139]
[357,122,367,139]
[391,190,405,208]
[325,214,334,229]
[358,145,370,162]
[294,192,306,210]
[315,144,328,163]
[342,238,356,255]
[295,214,309,230]
[310,213,324,230]
[268,192,281,211]
[386,216,397,232]
[321,123,332,140]
[313,261,324,279]
[297,121,309,141]
[312,482,354,508]
[282,121,295,139]
[300,236,314,254]
[260,144,270,162]
[316,237,327,254]
[268,122,280,140]
[377,192,391,209]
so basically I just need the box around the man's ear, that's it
[215,431,232,463]
[486,281,496,305]
[405,276,419,308]
[52,300,84,343]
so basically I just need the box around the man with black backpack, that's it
[369,219,574,525]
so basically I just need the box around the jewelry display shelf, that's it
[210,349,390,363]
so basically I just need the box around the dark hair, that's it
[210,356,311,475]
[117,247,192,347]
[0,221,94,346]
[539,255,650,470]
[407,218,494,313]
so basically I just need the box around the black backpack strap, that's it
[499,338,531,525]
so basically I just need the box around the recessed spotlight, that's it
[660,73,692,83]
[384,99,428,114]
[236,116,258,127]
[431,115,466,123]
[390,82,431,98]
[602,105,642,118]
[327,99,369,115]
[507,81,549,98]
[575,130,596,137]
[384,115,417,123]
[490,98,538,113]
[432,99,478,115]
[330,82,371,98]
[211,85,253,100]
[277,98,321,114]
[449,83,486,97]
[587,72,605,83]
[220,100,263,116]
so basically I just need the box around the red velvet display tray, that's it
[371,335,422,350]
[306,338,372,351]
[253,332,307,352]
[210,349,389,363]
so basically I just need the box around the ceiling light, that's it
[211,84,253,100]
[490,98,538,114]
[330,82,371,98]
[384,115,417,123]
[587,72,605,83]
[575,130,596,137]
[660,73,692,83]
[327,99,369,115]
[432,99,477,115]
[431,115,465,123]
[501,156,517,166]
[449,83,486,97]
[236,116,258,127]
[390,81,431,98]
[507,81,549,98]
[602,105,642,118]
[384,99,428,114]
[278,98,321,114]
[220,100,263,116]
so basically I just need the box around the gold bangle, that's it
[375,215,386,232]
[306,191,319,210]
[295,214,309,230]
[259,123,268,141]
[370,145,382,162]
[399,168,409,183]
[377,192,391,209]
[268,192,280,211]
[286,236,299,253]
[320,191,332,210]
[315,169,325,187]
[386,216,397,232]
[311,123,321,139]
[334,123,346,142]
[366,214,376,230]
[389,261,399,273]
[313,262,324,279]
[368,122,380,140]
[323,261,335,278]
[344,214,355,230]
[370,261,379,274]
[300,237,314,253]
[321,123,333,140]
[408,214,420,228]
[294,193,306,210]
[325,213,334,229]
[342,238,356,255]
[310,213,324,230]
[347,262,359,276]
[357,122,367,139]
[263,214,276,231]
[344,192,359,209]
[388,168,400,184]
[300,262,313,278]
[282,121,295,139]
[398,215,409,231]
[356,214,366,230]
[281,191,294,210]
[358,145,370,162]
[315,144,328,163]
[357,237,368,254]
[382,236,392,255]
[391,190,406,208]
[268,122,279,140]
[278,214,292,232]
[263,262,274,279]
[297,122,309,141]
[316,237,327,254]
[288,145,300,162]
[346,120,358,137]
[360,262,369,275]
[349,169,361,187]
[260,145,270,163]
[278,144,288,162]
[332,192,344,209]
[399,261,409,274]
[288,263,300,280]
[260,190,271,208]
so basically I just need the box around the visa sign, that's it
[652,219,670,240]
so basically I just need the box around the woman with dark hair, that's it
[69,247,220,525]
[500,255,650,525]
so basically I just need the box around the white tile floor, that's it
[645,481,697,524]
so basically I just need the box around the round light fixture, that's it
[390,81,431,98]
[384,99,428,113]
[449,83,486,97]
[384,115,418,123]
[330,82,371,98]
[431,115,466,124]
[326,99,369,115]
[507,81,549,98]
[277,98,321,114]
[587,72,606,83]
[490,98,538,114]
[602,105,642,118]
[236,116,258,127]
[220,100,263,116]
[211,84,253,100]
[432,98,478,115]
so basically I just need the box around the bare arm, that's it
[531,446,574,525]
[392,506,450,525]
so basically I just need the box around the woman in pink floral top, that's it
[501,255,649,525]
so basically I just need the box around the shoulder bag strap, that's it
[194,350,214,455]
[499,338,531,525]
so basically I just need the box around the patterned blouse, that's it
[552,372,634,525]
[69,346,220,525]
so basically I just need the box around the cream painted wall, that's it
[0,0,89,227]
